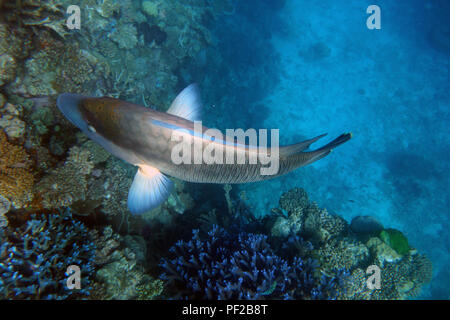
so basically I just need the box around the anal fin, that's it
[127,165,173,214]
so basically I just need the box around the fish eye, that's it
[88,125,96,133]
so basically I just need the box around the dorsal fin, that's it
[280,133,327,157]
[167,84,202,121]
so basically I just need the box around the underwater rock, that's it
[0,102,26,139]
[350,215,384,236]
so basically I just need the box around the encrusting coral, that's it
[33,145,93,209]
[0,130,34,209]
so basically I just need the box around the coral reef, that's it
[109,23,139,50]
[269,188,433,299]
[272,188,348,244]
[91,226,163,300]
[0,23,32,89]
[0,194,10,227]
[33,145,94,209]
[372,252,433,299]
[314,238,369,275]
[0,102,26,139]
[0,210,96,299]
[0,53,16,87]
[0,0,438,301]
[160,225,347,300]
[1,0,68,38]
[9,31,95,97]
[379,228,410,255]
[0,130,34,209]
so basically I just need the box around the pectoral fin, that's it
[127,165,173,214]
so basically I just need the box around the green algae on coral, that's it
[379,228,410,255]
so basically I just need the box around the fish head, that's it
[57,93,121,139]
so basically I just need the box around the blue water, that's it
[191,0,449,299]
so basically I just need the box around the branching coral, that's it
[0,130,34,208]
[0,210,96,299]
[160,225,347,300]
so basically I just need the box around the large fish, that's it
[57,84,351,214]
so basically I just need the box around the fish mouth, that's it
[56,93,89,131]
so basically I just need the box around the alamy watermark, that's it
[170,121,280,176]
[366,5,381,30]
[366,265,381,290]
[66,265,81,290]
[66,5,81,30]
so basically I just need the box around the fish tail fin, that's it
[279,133,328,157]
[290,133,352,167]
[315,132,353,153]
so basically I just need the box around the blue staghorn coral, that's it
[160,225,348,300]
[0,210,96,299]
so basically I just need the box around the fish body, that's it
[57,85,351,214]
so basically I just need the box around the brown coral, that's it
[0,130,34,208]
[33,145,94,209]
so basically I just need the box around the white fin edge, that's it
[167,83,202,121]
[127,165,173,214]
